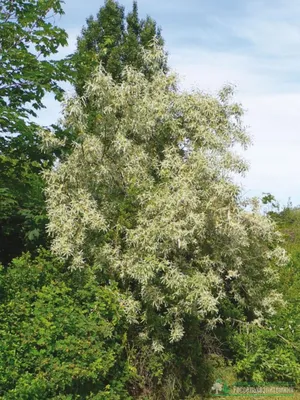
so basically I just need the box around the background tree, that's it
[0,0,71,135]
[43,47,287,397]
[74,0,166,96]
[0,0,72,264]
[0,136,48,264]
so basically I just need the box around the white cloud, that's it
[169,50,274,95]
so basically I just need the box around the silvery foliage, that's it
[43,45,287,343]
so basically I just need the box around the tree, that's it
[0,122,77,265]
[0,139,48,264]
[43,47,287,397]
[0,250,132,399]
[0,0,70,135]
[0,0,73,264]
[74,0,166,96]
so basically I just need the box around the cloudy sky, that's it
[39,0,300,206]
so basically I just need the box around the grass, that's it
[210,395,300,400]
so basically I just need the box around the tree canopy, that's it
[0,0,70,135]
[0,138,48,264]
[0,0,72,264]
[44,47,286,347]
[74,0,166,96]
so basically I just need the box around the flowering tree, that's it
[43,47,287,346]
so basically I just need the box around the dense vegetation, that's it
[0,0,299,398]
[0,251,132,399]
[220,203,300,385]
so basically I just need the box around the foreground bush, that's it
[0,250,132,399]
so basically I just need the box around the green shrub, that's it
[0,250,132,399]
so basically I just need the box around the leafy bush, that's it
[0,250,132,399]
[229,320,300,384]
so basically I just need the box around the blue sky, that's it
[39,0,300,206]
